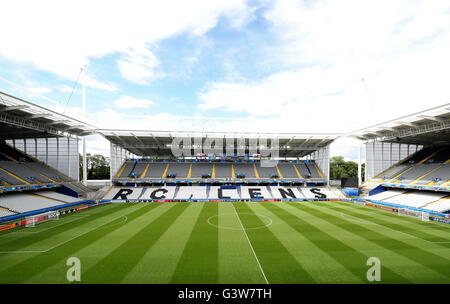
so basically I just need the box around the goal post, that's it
[25,210,60,227]
[398,208,429,222]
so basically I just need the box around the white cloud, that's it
[113,96,153,109]
[0,0,255,88]
[117,48,162,84]
[198,0,450,132]
[25,87,52,96]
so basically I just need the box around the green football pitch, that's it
[0,201,449,284]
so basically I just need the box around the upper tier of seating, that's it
[0,142,90,196]
[378,145,450,187]
[114,159,325,181]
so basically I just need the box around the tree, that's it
[330,156,365,182]
[79,153,110,180]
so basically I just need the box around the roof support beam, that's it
[0,105,29,112]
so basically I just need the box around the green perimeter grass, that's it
[0,201,449,284]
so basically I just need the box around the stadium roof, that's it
[98,129,341,158]
[349,103,450,145]
[0,91,96,139]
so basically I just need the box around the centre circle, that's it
[207,212,273,230]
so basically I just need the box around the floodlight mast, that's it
[82,64,87,186]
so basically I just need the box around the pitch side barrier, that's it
[0,199,110,224]
[106,197,347,203]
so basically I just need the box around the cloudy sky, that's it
[1,0,449,161]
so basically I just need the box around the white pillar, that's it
[82,65,88,186]
[358,143,362,186]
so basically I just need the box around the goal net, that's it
[398,208,429,222]
[25,210,60,227]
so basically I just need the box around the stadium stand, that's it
[240,186,272,199]
[209,186,240,199]
[270,186,304,199]
[190,163,213,178]
[382,191,446,208]
[175,186,208,199]
[167,162,190,178]
[103,187,143,200]
[277,163,302,179]
[141,186,176,200]
[234,163,256,179]
[113,160,325,182]
[0,150,90,218]
[301,187,334,199]
[214,163,233,178]
[32,191,80,203]
[0,192,67,213]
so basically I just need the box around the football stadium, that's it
[0,90,449,285]
[1,2,450,296]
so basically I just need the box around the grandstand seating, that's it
[374,145,450,186]
[209,186,240,199]
[113,159,326,181]
[175,186,208,199]
[382,191,445,208]
[0,142,91,198]
[33,191,80,203]
[294,163,310,178]
[270,186,304,199]
[104,187,143,200]
[301,187,334,199]
[425,196,450,212]
[240,186,272,199]
[214,163,233,178]
[277,164,301,178]
[167,162,190,178]
[365,189,450,212]
[234,163,256,178]
[104,185,339,201]
[141,186,176,200]
[0,193,67,213]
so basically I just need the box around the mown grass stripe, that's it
[0,203,130,253]
[83,203,189,283]
[332,201,450,244]
[0,203,159,283]
[27,203,175,283]
[285,202,436,283]
[233,202,315,283]
[249,202,363,283]
[217,203,269,283]
[170,203,219,284]
[121,203,204,283]
[301,203,450,281]
[266,203,410,283]
[324,203,450,257]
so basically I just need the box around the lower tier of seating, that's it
[104,185,337,201]
[365,189,450,212]
[0,192,72,214]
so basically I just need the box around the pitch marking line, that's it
[207,212,272,231]
[0,204,146,254]
[231,203,269,284]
